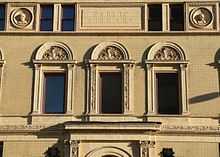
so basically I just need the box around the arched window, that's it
[86,41,135,114]
[32,42,76,114]
[145,42,189,115]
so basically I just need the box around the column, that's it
[70,140,79,157]
[140,141,155,157]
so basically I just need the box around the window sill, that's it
[81,114,143,122]
[145,113,190,117]
[31,113,77,116]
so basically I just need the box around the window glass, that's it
[148,4,162,31]
[0,142,3,157]
[0,5,5,30]
[61,5,75,31]
[40,5,53,31]
[170,4,184,31]
[44,73,66,113]
[156,73,180,114]
[100,73,122,114]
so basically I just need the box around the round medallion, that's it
[11,8,33,29]
[190,7,213,28]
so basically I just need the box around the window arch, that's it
[145,42,189,115]
[86,146,131,157]
[32,42,77,114]
[86,41,135,114]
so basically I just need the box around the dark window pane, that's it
[170,4,184,31]
[62,5,75,31]
[62,20,74,31]
[62,5,75,18]
[0,20,4,31]
[44,73,66,113]
[40,20,53,31]
[100,73,122,114]
[156,73,180,114]
[41,5,53,18]
[0,142,3,157]
[0,5,5,30]
[148,4,162,31]
[40,5,53,31]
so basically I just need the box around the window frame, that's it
[0,4,5,31]
[32,42,76,115]
[169,3,185,31]
[148,4,163,31]
[61,4,75,31]
[42,72,67,114]
[86,42,135,115]
[40,5,54,31]
[145,42,189,115]
[98,70,123,114]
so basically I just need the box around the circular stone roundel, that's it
[190,7,213,28]
[11,8,33,29]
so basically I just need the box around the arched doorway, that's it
[86,146,131,157]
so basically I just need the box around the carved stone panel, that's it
[98,46,124,60]
[153,46,181,61]
[71,140,79,157]
[79,5,143,30]
[42,46,68,60]
[11,8,32,28]
[8,4,36,31]
[187,3,217,31]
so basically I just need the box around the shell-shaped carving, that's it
[190,7,213,28]
[147,42,186,61]
[42,46,68,60]
[35,42,74,61]
[91,41,129,60]
[153,46,181,61]
[11,8,33,29]
[98,46,124,60]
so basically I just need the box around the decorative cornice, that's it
[65,122,161,131]
[161,125,220,133]
[0,125,63,133]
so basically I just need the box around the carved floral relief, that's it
[11,8,33,29]
[190,7,213,28]
[98,46,124,60]
[153,46,180,61]
[42,46,68,60]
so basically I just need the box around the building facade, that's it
[0,0,220,157]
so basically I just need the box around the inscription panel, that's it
[79,6,143,30]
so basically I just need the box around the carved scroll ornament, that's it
[98,46,124,60]
[153,46,180,61]
[42,46,68,60]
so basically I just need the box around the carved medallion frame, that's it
[32,42,77,114]
[145,42,189,115]
[86,42,135,115]
[186,2,218,31]
[8,3,36,31]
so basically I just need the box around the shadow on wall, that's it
[190,48,220,104]
[189,92,220,104]
[207,48,220,93]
